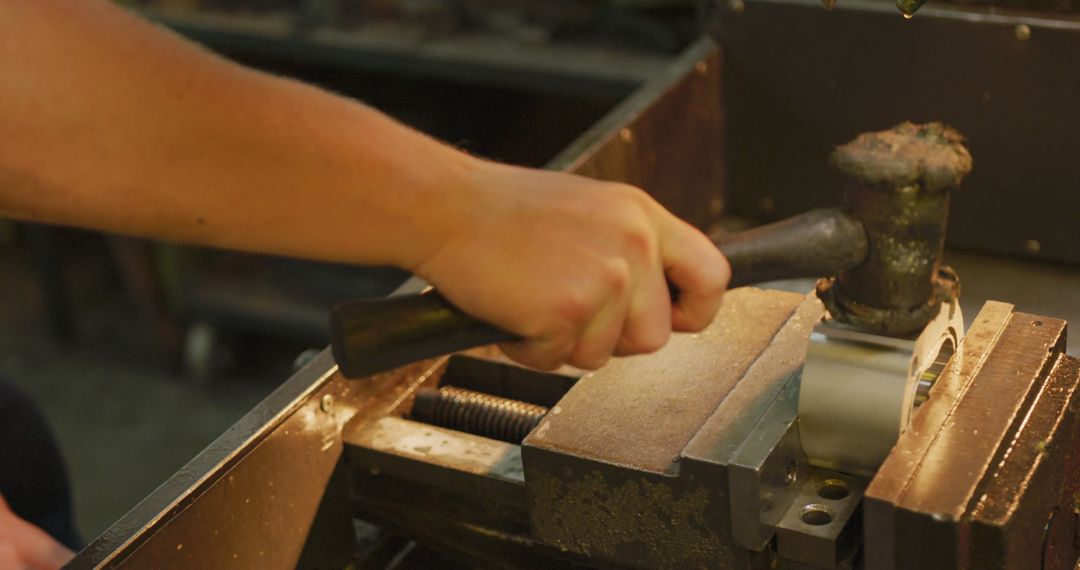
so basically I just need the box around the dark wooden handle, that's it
[330,289,516,378]
[330,208,869,379]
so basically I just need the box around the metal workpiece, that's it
[411,386,548,444]
[822,122,971,336]
[865,301,1080,569]
[775,470,868,569]
[799,299,964,475]
[718,208,868,288]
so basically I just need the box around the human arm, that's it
[0,494,73,570]
[0,0,729,370]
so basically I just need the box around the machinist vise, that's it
[327,123,1080,568]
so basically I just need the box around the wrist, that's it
[400,148,491,274]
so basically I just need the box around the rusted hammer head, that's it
[817,122,973,336]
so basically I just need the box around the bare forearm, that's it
[0,0,471,268]
[0,1,732,372]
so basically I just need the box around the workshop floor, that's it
[0,239,284,543]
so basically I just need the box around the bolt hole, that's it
[1033,320,1044,327]
[817,479,850,500]
[800,504,835,526]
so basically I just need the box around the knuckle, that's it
[620,221,655,259]
[554,290,594,328]
[610,182,653,206]
[604,186,657,259]
[600,258,632,295]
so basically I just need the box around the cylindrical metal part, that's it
[719,208,868,288]
[411,386,548,444]
[799,299,964,475]
[800,327,913,475]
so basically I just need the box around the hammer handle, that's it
[330,208,867,379]
[330,290,514,378]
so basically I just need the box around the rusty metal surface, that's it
[865,301,1080,569]
[67,350,448,568]
[524,287,805,474]
[549,36,725,231]
[817,122,970,336]
[968,354,1080,569]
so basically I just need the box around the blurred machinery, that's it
[65,1,1080,568]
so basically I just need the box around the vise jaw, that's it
[343,286,1080,569]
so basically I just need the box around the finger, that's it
[0,508,74,570]
[661,220,729,332]
[498,333,577,371]
[614,265,672,356]
[0,544,23,570]
[567,290,632,370]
